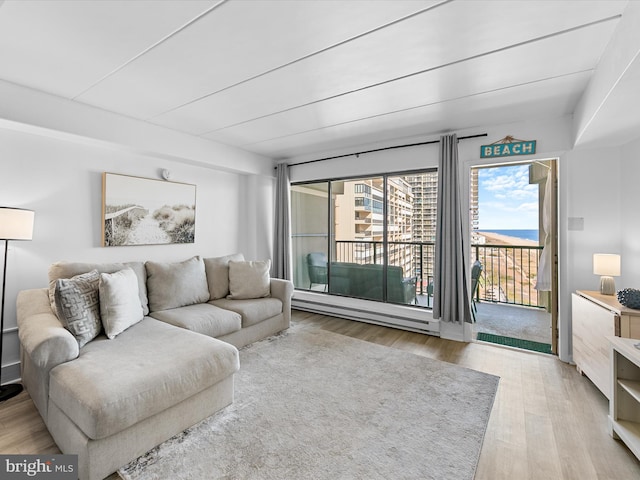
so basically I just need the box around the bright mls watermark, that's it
[0,455,77,479]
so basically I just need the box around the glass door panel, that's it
[329,177,384,301]
[291,183,329,291]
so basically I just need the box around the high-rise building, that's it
[470,168,481,244]
[334,177,413,274]
[404,172,438,289]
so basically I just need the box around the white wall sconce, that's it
[593,253,621,295]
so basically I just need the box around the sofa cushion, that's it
[48,318,239,440]
[99,269,144,339]
[146,256,210,312]
[227,260,271,300]
[211,297,283,328]
[49,261,149,316]
[150,303,241,338]
[54,270,102,348]
[203,253,245,300]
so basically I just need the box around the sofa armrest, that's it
[270,278,293,304]
[17,288,79,370]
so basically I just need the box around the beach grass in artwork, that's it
[102,173,196,246]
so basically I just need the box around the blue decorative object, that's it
[617,288,640,309]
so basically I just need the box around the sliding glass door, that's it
[291,170,437,308]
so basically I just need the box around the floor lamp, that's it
[0,207,34,402]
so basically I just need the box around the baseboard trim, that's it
[293,295,440,336]
[1,360,22,386]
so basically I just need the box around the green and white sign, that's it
[481,140,536,158]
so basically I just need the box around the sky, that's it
[477,164,539,230]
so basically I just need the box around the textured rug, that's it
[118,323,499,480]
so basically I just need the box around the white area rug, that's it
[119,323,499,480]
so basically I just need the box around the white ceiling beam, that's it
[573,1,640,147]
[0,80,272,176]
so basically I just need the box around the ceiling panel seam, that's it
[574,48,640,146]
[147,0,452,121]
[196,16,620,137]
[234,70,593,149]
[70,0,228,101]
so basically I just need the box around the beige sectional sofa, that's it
[17,254,293,480]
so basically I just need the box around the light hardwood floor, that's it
[2,310,639,479]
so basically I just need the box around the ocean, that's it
[478,229,539,242]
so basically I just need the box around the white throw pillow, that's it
[99,268,144,339]
[228,260,271,299]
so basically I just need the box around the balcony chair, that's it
[306,252,328,291]
[471,260,483,320]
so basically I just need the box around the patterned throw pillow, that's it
[55,270,102,347]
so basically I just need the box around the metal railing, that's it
[333,240,543,308]
[335,240,434,294]
[472,243,543,308]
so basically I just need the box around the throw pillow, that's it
[54,270,102,348]
[228,260,271,300]
[203,253,245,299]
[145,256,210,312]
[48,261,149,317]
[99,268,144,339]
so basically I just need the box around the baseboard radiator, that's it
[292,297,440,336]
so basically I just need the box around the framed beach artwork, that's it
[102,173,197,247]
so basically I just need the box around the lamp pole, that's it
[0,207,34,402]
[0,239,23,401]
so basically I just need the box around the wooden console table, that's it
[572,290,640,399]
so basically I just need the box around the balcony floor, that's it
[474,301,551,346]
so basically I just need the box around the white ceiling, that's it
[0,0,634,162]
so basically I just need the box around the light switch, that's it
[568,217,584,231]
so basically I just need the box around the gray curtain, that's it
[433,134,473,324]
[273,163,292,280]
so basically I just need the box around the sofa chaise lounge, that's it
[17,254,293,480]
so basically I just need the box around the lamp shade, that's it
[0,207,34,240]
[593,253,621,276]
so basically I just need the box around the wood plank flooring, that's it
[1,309,639,479]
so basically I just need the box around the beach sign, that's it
[481,136,536,158]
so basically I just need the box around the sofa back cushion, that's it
[203,253,245,300]
[227,260,271,300]
[49,261,149,317]
[146,256,209,311]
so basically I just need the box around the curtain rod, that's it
[277,133,488,169]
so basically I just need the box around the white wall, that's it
[620,137,640,287]
[561,147,623,290]
[0,127,274,383]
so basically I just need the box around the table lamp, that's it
[593,253,621,296]
[0,207,34,402]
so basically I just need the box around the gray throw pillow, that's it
[146,256,210,312]
[54,270,102,348]
[99,268,144,339]
[227,260,271,300]
[203,253,245,300]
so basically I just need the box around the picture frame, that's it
[102,173,197,247]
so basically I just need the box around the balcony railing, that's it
[472,243,544,308]
[333,240,544,308]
